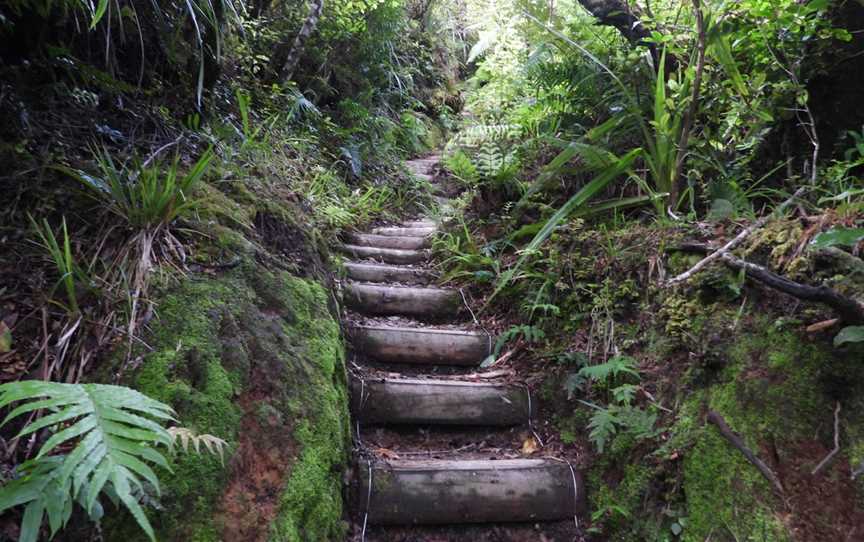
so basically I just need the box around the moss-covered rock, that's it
[103,263,349,541]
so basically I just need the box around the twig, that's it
[811,401,841,476]
[707,410,784,494]
[666,187,806,286]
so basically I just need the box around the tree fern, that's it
[0,381,176,541]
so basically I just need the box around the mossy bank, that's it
[92,173,354,542]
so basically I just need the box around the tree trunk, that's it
[277,0,324,82]
[575,0,662,67]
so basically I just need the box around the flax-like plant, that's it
[486,148,642,305]
[29,216,85,315]
[58,146,214,229]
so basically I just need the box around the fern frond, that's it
[167,427,230,465]
[0,381,177,541]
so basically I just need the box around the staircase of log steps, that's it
[340,155,586,541]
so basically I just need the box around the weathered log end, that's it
[339,244,429,265]
[343,262,435,285]
[371,226,437,237]
[344,283,461,318]
[346,232,430,250]
[351,377,530,426]
[349,325,491,365]
[356,459,586,525]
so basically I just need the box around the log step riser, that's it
[346,233,430,250]
[372,226,437,237]
[340,245,429,265]
[357,459,585,525]
[401,220,437,228]
[343,262,434,285]
[344,284,460,318]
[351,379,529,426]
[349,326,490,365]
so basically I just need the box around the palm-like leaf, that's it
[0,381,176,542]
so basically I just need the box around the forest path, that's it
[341,156,586,541]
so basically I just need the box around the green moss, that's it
[588,440,658,542]
[104,270,349,542]
[679,315,847,541]
[269,276,350,542]
[683,423,788,542]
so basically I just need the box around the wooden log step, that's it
[344,284,460,318]
[343,262,434,285]
[371,226,436,237]
[351,378,529,426]
[349,325,491,365]
[357,459,585,525]
[402,220,437,228]
[346,233,429,250]
[340,245,428,265]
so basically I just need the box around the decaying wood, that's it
[357,459,585,525]
[722,253,864,324]
[339,245,429,265]
[806,318,840,333]
[707,410,784,494]
[344,283,460,318]
[674,242,864,324]
[349,325,491,365]
[343,262,434,285]
[812,401,842,476]
[345,233,430,250]
[666,187,806,286]
[351,378,529,426]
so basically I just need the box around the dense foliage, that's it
[1,0,863,539]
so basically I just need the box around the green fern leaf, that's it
[587,408,619,453]
[0,381,177,542]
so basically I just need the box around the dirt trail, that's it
[341,156,587,541]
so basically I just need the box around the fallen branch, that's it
[811,401,841,476]
[707,410,784,494]
[666,187,806,286]
[672,242,864,324]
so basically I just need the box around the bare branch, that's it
[666,187,806,286]
[673,242,864,324]
[707,410,784,494]
[812,401,842,476]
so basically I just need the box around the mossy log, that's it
[344,283,460,318]
[356,459,585,525]
[340,245,429,265]
[345,233,430,250]
[343,262,434,285]
[349,325,491,365]
[351,377,529,426]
